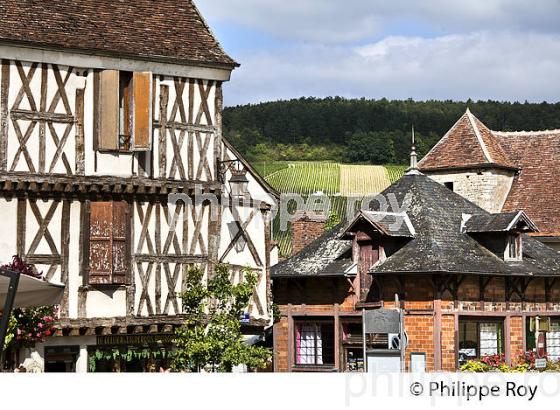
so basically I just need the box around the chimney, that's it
[291,211,327,255]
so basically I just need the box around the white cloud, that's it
[223,31,560,105]
[197,0,560,44]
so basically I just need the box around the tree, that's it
[172,264,271,372]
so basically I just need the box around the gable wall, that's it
[425,168,515,213]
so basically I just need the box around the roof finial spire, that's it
[409,124,418,170]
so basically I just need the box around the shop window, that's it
[294,320,335,366]
[87,201,130,285]
[526,318,560,361]
[94,70,152,152]
[458,319,504,365]
[342,321,365,372]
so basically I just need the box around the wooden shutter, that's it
[132,71,152,151]
[88,201,129,285]
[89,202,113,284]
[111,201,128,284]
[94,70,119,151]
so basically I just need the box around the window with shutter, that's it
[132,71,152,151]
[88,201,130,285]
[94,70,119,151]
[94,70,152,152]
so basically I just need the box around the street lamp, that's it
[218,159,250,199]
[229,169,249,199]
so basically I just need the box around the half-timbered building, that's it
[272,165,560,372]
[0,0,277,372]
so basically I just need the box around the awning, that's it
[0,273,64,309]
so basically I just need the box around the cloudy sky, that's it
[197,0,560,107]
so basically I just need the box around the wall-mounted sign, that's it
[530,317,551,332]
[364,309,400,334]
[97,334,175,346]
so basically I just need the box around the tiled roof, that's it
[496,130,560,237]
[271,173,560,278]
[419,110,560,237]
[418,109,516,170]
[0,0,237,68]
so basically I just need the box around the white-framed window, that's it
[294,320,335,366]
[547,321,560,361]
[505,234,522,261]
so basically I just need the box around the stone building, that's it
[418,109,560,251]
[271,168,560,372]
[0,0,277,372]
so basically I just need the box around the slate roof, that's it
[418,110,560,237]
[271,172,560,278]
[0,0,237,68]
[271,223,353,278]
[465,211,538,233]
[341,211,415,238]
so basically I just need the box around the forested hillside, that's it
[224,98,560,164]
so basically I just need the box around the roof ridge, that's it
[466,109,493,163]
[493,129,560,136]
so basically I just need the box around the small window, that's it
[505,234,522,261]
[88,201,130,285]
[444,181,454,191]
[94,70,152,152]
[295,320,335,366]
[458,319,504,366]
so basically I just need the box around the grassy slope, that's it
[252,161,407,257]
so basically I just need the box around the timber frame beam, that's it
[0,172,221,197]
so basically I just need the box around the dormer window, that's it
[505,234,522,261]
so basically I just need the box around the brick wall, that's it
[509,316,524,364]
[273,273,560,372]
[291,211,327,255]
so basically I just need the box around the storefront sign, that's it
[535,358,547,369]
[97,333,175,346]
[363,309,400,334]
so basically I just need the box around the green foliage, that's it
[325,211,341,231]
[225,98,560,165]
[88,347,175,372]
[172,264,271,372]
[266,161,340,195]
[461,352,560,373]
[3,315,17,350]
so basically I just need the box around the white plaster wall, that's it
[86,289,127,318]
[0,198,18,263]
[67,201,82,319]
[426,169,515,213]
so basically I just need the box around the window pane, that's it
[480,323,499,356]
[547,321,560,361]
[459,322,478,363]
[295,321,335,365]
